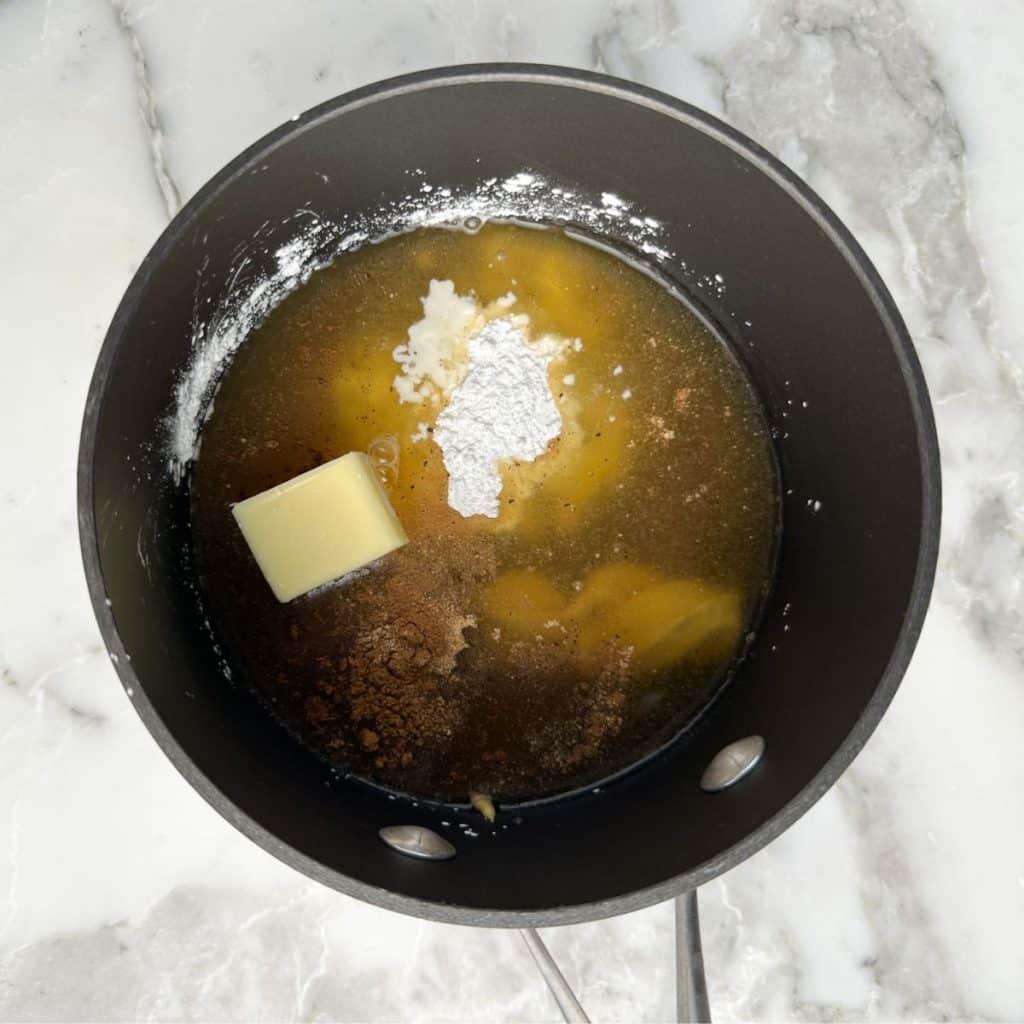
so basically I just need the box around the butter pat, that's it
[232,451,407,602]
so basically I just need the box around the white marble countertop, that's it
[2,1,1023,1020]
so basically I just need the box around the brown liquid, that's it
[191,223,779,803]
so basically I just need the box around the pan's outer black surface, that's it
[78,65,940,926]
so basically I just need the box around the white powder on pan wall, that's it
[433,318,561,518]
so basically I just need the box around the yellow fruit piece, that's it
[528,251,602,339]
[600,580,743,671]
[566,562,663,623]
[489,385,631,537]
[331,339,474,539]
[545,391,629,512]
[482,562,744,676]
[468,226,533,307]
[481,569,566,636]
[333,341,416,451]
[467,226,622,349]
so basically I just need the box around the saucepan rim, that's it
[77,62,941,926]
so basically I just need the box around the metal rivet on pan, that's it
[700,735,765,793]
[379,825,456,861]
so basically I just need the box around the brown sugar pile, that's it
[308,534,496,775]
[298,523,636,796]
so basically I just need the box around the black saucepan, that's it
[78,65,939,947]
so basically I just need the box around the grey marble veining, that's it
[1,0,1023,1019]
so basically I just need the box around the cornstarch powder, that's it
[433,318,561,518]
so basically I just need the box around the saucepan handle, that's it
[675,890,712,1022]
[520,927,591,1022]
[520,890,711,1023]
